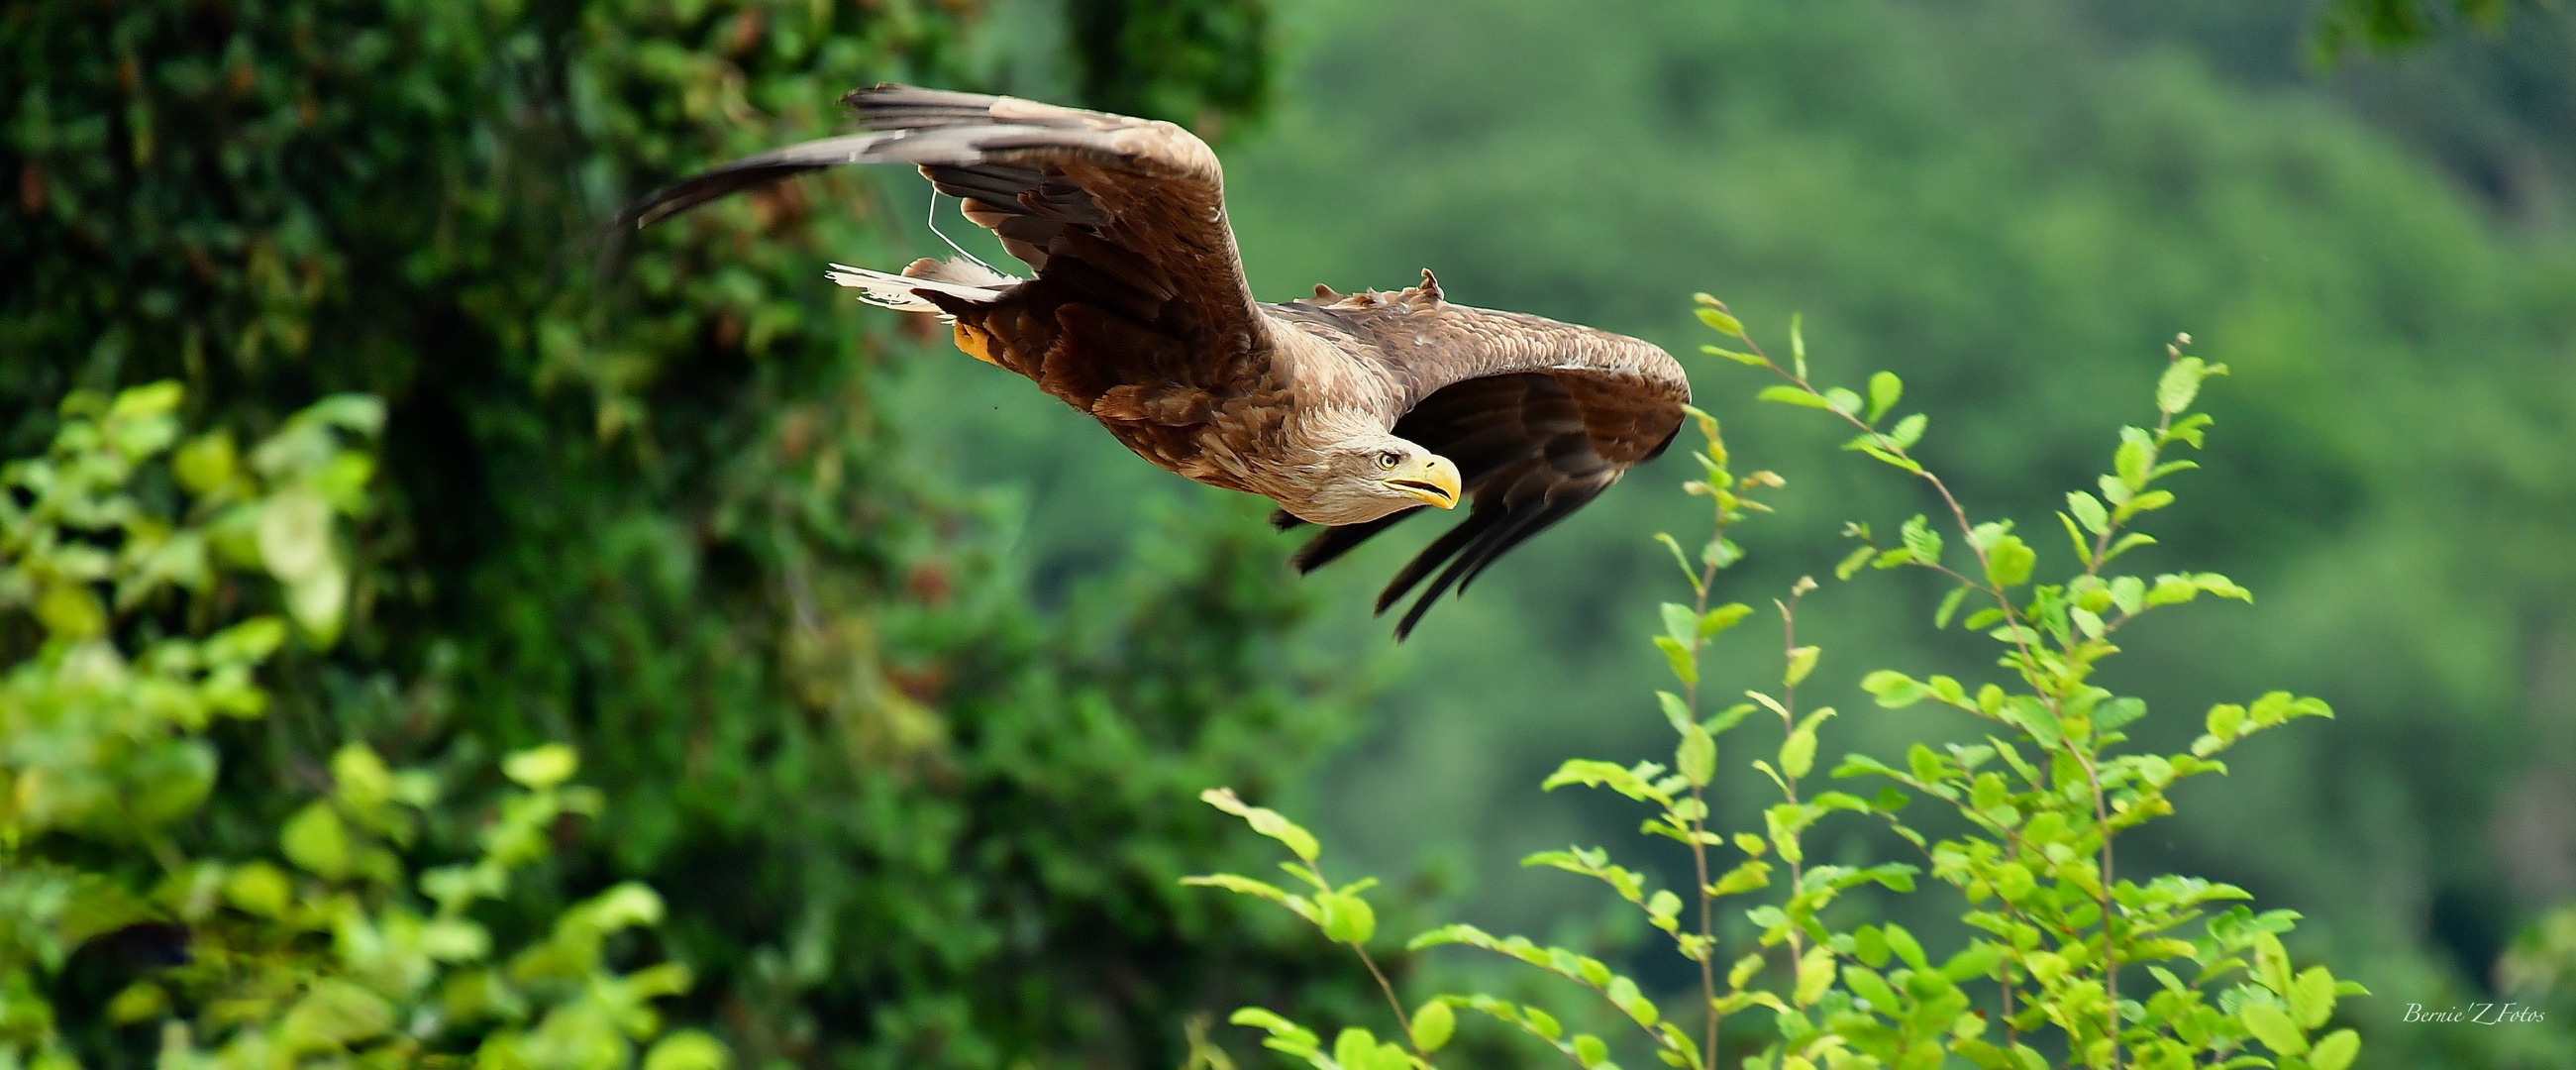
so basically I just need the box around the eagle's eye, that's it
[1375,450,1401,470]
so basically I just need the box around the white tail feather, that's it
[826,258,1020,318]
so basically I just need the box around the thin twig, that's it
[1685,462,1733,1070]
[1357,944,1416,1047]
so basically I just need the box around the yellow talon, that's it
[952,322,1002,367]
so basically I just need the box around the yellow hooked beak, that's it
[1384,454,1462,509]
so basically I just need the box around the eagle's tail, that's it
[826,257,1020,318]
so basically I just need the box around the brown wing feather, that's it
[620,84,1275,473]
[1268,285,1689,637]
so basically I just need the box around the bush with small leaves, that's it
[1186,300,2366,1070]
[0,382,720,1070]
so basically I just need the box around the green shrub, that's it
[1,382,712,1070]
[1189,303,2367,1070]
[4,2,1358,1064]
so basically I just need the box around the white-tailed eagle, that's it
[621,84,1690,637]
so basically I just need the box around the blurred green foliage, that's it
[2312,0,2552,58]
[1066,0,1271,133]
[1190,319,2372,1070]
[3,0,1364,1067]
[1,383,717,1070]
[12,0,2576,1067]
[889,0,2576,1066]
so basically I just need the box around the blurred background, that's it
[7,0,2574,1067]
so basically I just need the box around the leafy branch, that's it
[1184,300,2366,1070]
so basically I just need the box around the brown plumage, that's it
[620,84,1690,637]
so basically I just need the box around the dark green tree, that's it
[3,1,1366,1067]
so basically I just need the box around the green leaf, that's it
[1181,873,1297,908]
[2066,491,2110,536]
[1867,372,1902,423]
[1934,586,1970,629]
[36,583,106,641]
[173,431,239,495]
[643,1032,731,1070]
[281,802,352,880]
[2099,475,2132,509]
[1200,789,1321,862]
[1701,344,1770,367]
[1861,670,1930,707]
[1785,646,1820,688]
[1992,862,2036,904]
[1653,635,1699,687]
[1334,1027,1379,1070]
[2168,409,2216,447]
[1658,691,1694,732]
[2115,489,2175,518]
[2059,513,2094,569]
[1984,535,2034,588]
[2095,697,2147,732]
[1678,726,1716,787]
[2157,356,2209,414]
[1654,532,1700,589]
[1544,760,1663,802]
[1759,384,1832,409]
[277,979,393,1051]
[1824,387,1863,415]
[1231,1007,1313,1041]
[224,862,294,916]
[502,744,579,790]
[111,379,186,420]
[2114,432,2153,490]
[1572,1033,1609,1068]
[2241,1003,2308,1056]
[2290,966,2337,1027]
[2309,1028,2360,1070]
[205,615,289,666]
[1411,1000,1456,1053]
[1607,975,1659,1026]
[105,982,168,1024]
[1886,412,1927,449]
[297,393,388,436]
[2000,697,2061,748]
[1781,728,1817,781]
[2109,576,2146,614]
[1702,602,1753,637]
[1835,545,1876,582]
[1882,923,1928,971]
[2146,575,2200,606]
[1900,515,1943,568]
[1940,942,2006,983]
[1794,946,1835,1006]
[1708,860,1771,897]
[1858,443,1923,473]
[1844,969,1906,1016]
[1661,602,1700,650]
[1319,892,1376,944]
[1697,307,1746,337]
[2196,572,2254,601]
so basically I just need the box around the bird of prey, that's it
[621,84,1690,637]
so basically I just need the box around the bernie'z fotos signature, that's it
[2404,1003,2547,1024]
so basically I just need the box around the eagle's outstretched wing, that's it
[1270,281,1691,638]
[619,84,1272,398]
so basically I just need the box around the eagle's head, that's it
[1277,432,1462,526]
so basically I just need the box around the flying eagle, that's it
[621,85,1690,637]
